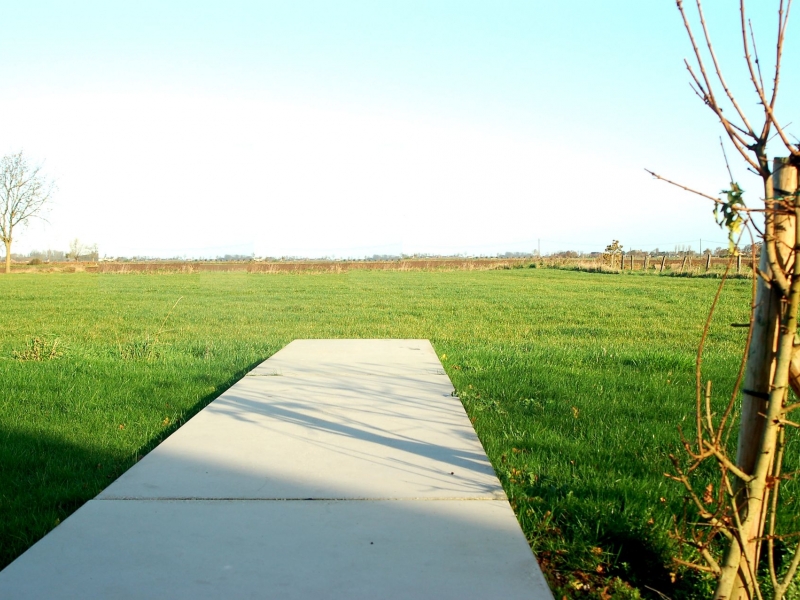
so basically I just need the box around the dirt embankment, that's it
[4,258,531,274]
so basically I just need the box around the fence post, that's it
[644,255,649,271]
[706,253,712,272]
[630,253,634,270]
[680,256,688,274]
[737,253,742,274]
[619,251,624,270]
[661,255,667,272]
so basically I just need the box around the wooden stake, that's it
[706,252,712,272]
[739,158,799,472]
[644,255,650,271]
[733,158,798,599]
[680,256,688,274]
[737,253,742,274]
[661,255,667,272]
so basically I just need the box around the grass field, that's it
[1,268,796,598]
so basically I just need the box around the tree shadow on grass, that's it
[510,473,711,599]
[0,360,260,571]
[0,427,120,570]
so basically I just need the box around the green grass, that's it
[0,269,796,598]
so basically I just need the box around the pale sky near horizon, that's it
[1,1,797,258]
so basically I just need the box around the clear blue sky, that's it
[2,1,797,258]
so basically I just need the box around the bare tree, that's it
[68,238,86,262]
[649,1,800,599]
[0,152,54,274]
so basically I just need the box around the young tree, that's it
[651,2,800,598]
[0,152,54,274]
[602,239,623,268]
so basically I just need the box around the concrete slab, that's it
[0,499,552,600]
[0,339,553,599]
[100,373,504,500]
[248,338,446,378]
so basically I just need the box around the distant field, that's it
[7,254,753,276]
[7,257,533,274]
[0,269,792,598]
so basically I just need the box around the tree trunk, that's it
[4,238,10,274]
[730,158,798,599]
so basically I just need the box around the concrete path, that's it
[0,339,553,599]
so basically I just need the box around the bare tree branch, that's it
[693,0,758,136]
[702,441,754,483]
[769,0,793,120]
[645,169,723,202]
[740,1,772,145]
[682,58,762,169]
[754,0,800,155]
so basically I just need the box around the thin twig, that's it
[767,426,785,588]
[720,137,735,183]
[645,170,723,202]
[702,441,754,483]
[673,557,720,573]
[748,20,766,95]
[776,538,800,598]
[697,260,732,448]
[153,296,184,344]
[719,234,753,444]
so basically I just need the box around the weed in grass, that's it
[118,338,163,361]
[11,337,63,361]
[116,296,183,361]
